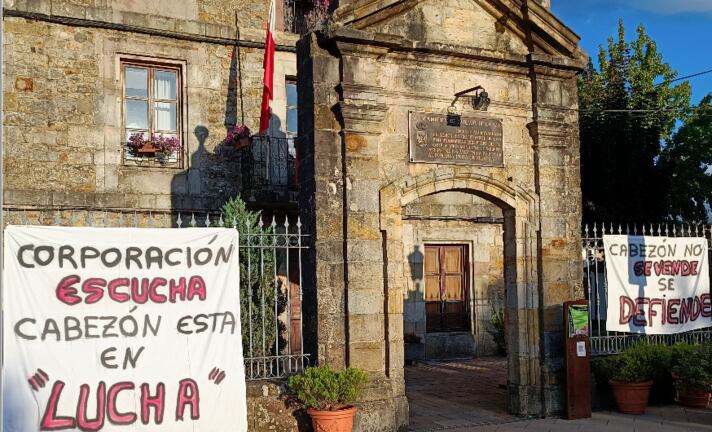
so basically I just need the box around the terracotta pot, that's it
[307,405,357,432]
[678,387,711,409]
[137,144,159,153]
[609,380,653,414]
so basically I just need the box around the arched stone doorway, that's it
[380,169,541,418]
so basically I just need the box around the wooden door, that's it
[288,251,302,353]
[424,245,470,332]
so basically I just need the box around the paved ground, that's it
[405,357,712,432]
[406,357,516,431]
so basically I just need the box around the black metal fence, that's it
[582,222,712,356]
[2,207,310,380]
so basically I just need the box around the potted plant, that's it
[604,342,669,414]
[127,133,181,161]
[672,343,712,408]
[287,366,368,432]
[225,124,251,150]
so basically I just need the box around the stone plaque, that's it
[409,112,503,166]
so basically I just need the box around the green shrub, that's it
[672,343,712,393]
[287,367,369,411]
[670,342,697,368]
[602,342,672,383]
[220,197,286,358]
[487,305,507,356]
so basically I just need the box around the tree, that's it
[578,21,691,222]
[220,197,286,358]
[658,95,712,221]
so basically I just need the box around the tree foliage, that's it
[658,95,712,221]
[578,21,692,222]
[220,197,286,358]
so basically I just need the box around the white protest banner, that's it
[603,235,712,334]
[2,226,246,432]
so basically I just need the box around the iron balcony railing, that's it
[242,136,298,194]
[582,222,712,356]
[2,206,310,380]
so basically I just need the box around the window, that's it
[286,79,298,136]
[122,61,182,165]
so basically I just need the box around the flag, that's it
[259,0,276,134]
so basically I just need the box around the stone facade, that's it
[298,0,586,428]
[3,1,301,430]
[3,0,297,212]
[4,0,587,430]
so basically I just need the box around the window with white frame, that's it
[122,61,182,165]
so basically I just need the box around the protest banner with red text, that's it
[603,235,711,334]
[2,226,246,432]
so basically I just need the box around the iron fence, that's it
[582,222,712,356]
[2,206,310,380]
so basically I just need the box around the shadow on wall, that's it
[406,245,425,303]
[169,46,246,216]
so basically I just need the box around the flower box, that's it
[136,144,160,154]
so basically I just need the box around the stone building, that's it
[298,0,586,428]
[3,0,586,430]
[3,0,301,213]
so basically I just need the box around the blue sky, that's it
[551,0,712,104]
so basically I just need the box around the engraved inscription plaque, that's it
[409,112,503,166]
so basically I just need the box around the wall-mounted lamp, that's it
[451,85,491,112]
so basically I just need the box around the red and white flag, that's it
[259,0,276,134]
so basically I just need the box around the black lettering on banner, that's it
[101,347,118,369]
[58,245,78,269]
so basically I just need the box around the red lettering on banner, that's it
[56,276,81,305]
[633,297,649,326]
[617,295,710,327]
[702,294,712,318]
[107,382,136,425]
[141,383,165,425]
[667,299,681,324]
[619,296,634,325]
[107,278,130,303]
[55,276,206,306]
[39,380,185,430]
[175,379,200,421]
[40,381,76,430]
[82,278,107,305]
[76,382,106,431]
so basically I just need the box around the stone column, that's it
[339,82,389,373]
[528,69,583,416]
[298,35,409,430]
[297,34,348,368]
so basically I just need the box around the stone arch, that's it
[380,167,542,415]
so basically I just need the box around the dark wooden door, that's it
[288,251,302,353]
[424,245,470,332]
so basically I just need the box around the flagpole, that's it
[235,11,245,126]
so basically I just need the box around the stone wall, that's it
[402,191,505,358]
[3,0,298,212]
[299,0,586,425]
[3,2,303,430]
